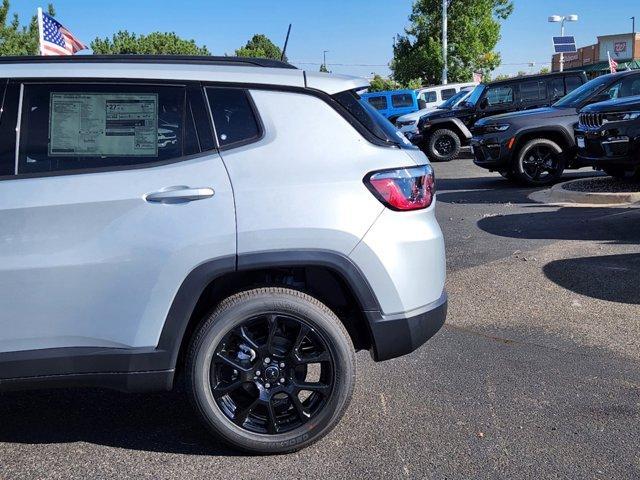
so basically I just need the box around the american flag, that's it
[608,51,618,74]
[39,11,87,56]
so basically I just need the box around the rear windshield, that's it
[333,90,413,148]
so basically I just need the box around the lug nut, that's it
[265,383,271,388]
[255,370,261,376]
[279,378,285,383]
[264,357,271,364]
[279,362,285,368]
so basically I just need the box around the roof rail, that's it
[0,55,297,69]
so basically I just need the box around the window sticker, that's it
[48,93,158,157]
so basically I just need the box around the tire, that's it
[426,128,461,162]
[186,287,356,454]
[498,168,517,180]
[514,138,565,186]
[602,166,638,179]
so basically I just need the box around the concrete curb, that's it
[541,178,640,206]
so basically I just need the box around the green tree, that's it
[235,34,285,62]
[391,0,513,85]
[493,73,510,81]
[368,74,400,92]
[539,66,550,74]
[91,31,210,55]
[0,1,55,56]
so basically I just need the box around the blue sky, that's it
[8,0,640,80]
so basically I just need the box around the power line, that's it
[290,60,551,68]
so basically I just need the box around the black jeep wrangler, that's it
[472,70,640,185]
[414,71,586,162]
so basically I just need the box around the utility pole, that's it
[323,50,328,70]
[442,0,448,85]
[632,16,636,34]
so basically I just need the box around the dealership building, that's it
[551,32,640,76]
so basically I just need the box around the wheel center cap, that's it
[265,365,280,381]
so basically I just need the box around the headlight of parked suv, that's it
[602,111,640,123]
[483,124,510,133]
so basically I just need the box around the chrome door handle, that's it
[145,186,215,204]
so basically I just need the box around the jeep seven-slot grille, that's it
[578,112,604,129]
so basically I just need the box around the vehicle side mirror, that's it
[418,99,427,110]
[588,93,611,104]
[479,98,488,109]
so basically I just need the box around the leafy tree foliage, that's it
[0,1,55,56]
[235,34,285,62]
[391,0,513,85]
[368,74,424,92]
[91,31,210,55]
[538,66,550,74]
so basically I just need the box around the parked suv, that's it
[360,89,420,123]
[575,85,640,179]
[0,56,447,454]
[415,71,587,162]
[473,70,640,185]
[396,87,474,137]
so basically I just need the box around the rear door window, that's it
[391,93,413,108]
[486,85,514,107]
[547,78,565,100]
[519,80,546,102]
[565,76,582,94]
[0,81,19,177]
[205,87,261,148]
[18,83,199,175]
[441,88,456,100]
[367,95,388,110]
[422,91,437,103]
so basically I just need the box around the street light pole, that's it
[560,18,565,72]
[323,50,328,71]
[442,0,448,85]
[549,15,578,73]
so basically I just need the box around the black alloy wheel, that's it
[515,138,565,186]
[186,288,356,454]
[211,313,334,434]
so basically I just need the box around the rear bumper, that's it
[367,291,447,361]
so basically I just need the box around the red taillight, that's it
[364,164,435,211]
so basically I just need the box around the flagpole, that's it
[37,7,45,56]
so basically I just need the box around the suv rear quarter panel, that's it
[220,89,415,256]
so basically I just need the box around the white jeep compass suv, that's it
[0,55,447,454]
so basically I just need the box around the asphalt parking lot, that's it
[1,157,639,479]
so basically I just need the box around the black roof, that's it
[488,70,585,86]
[0,55,297,69]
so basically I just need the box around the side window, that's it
[548,78,565,100]
[441,88,456,100]
[206,87,261,148]
[565,76,582,94]
[367,95,388,110]
[617,76,640,98]
[18,83,195,175]
[485,85,514,107]
[391,93,414,108]
[605,81,622,99]
[423,91,437,103]
[520,81,546,102]
[0,81,19,176]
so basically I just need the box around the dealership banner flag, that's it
[607,51,618,74]
[37,7,88,56]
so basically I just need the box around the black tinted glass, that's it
[520,81,546,101]
[367,96,388,110]
[206,88,260,148]
[565,76,582,94]
[0,81,19,176]
[19,83,188,174]
[441,88,456,100]
[392,94,413,108]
